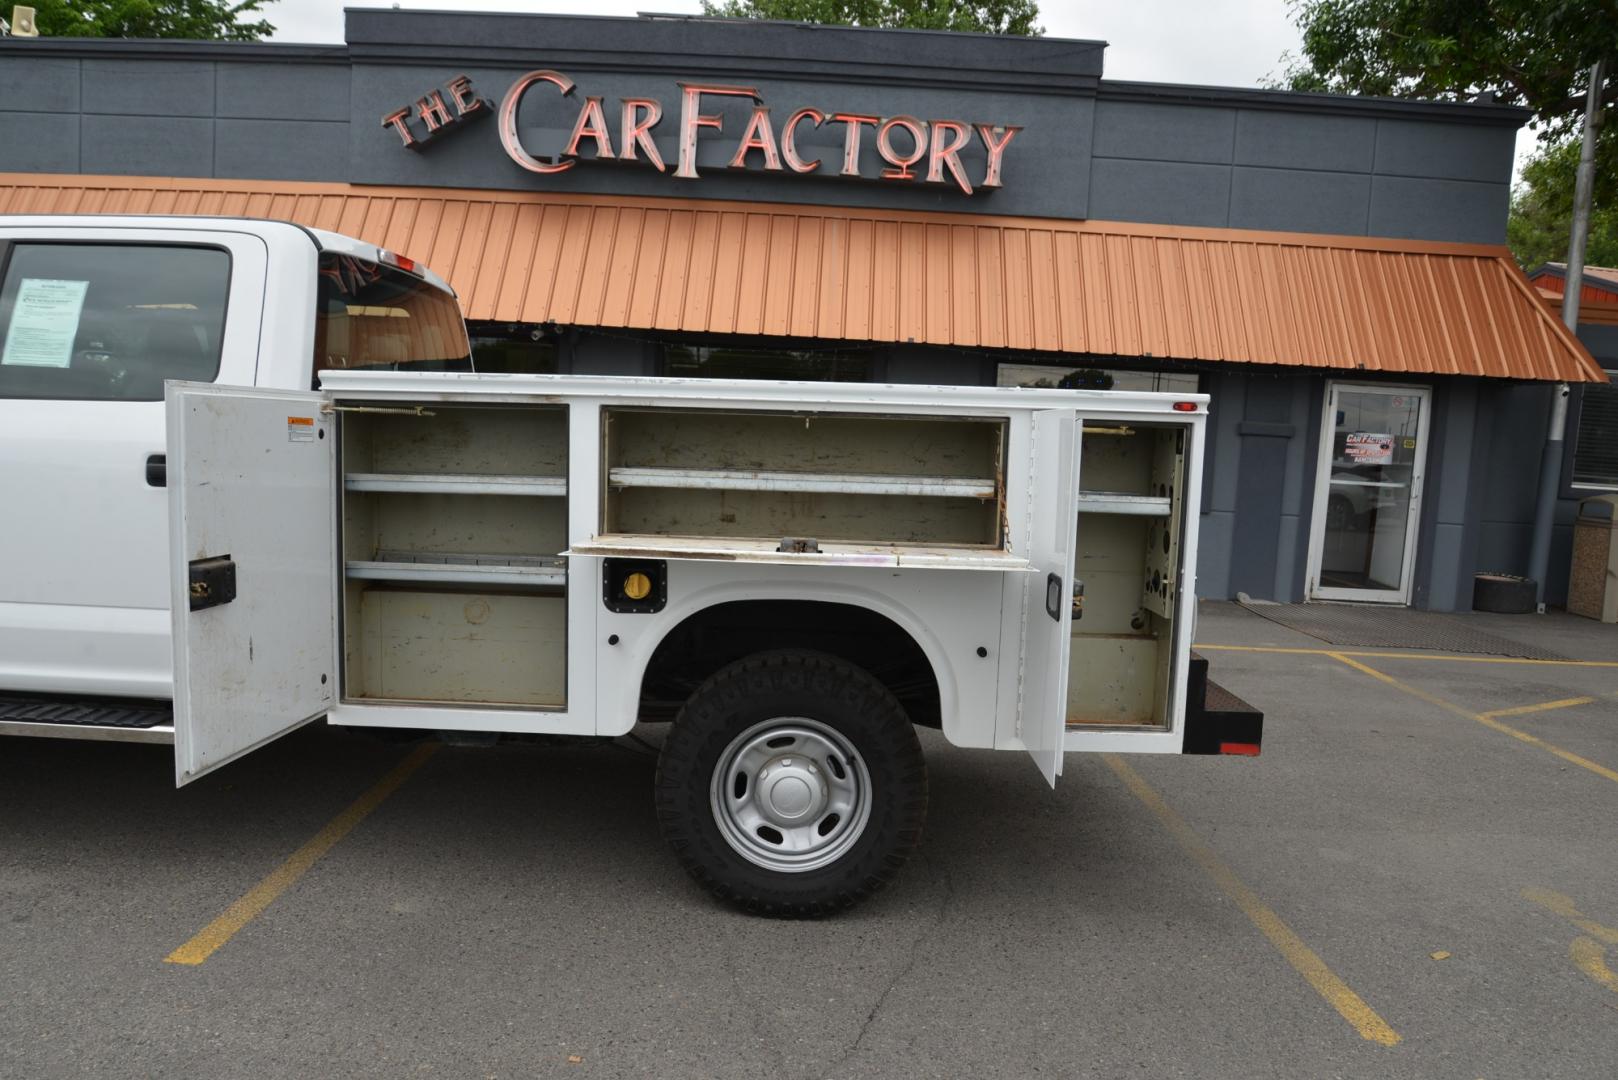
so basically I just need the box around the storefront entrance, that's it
[1306,383,1431,604]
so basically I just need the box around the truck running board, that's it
[0,693,175,744]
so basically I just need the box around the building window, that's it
[467,322,560,374]
[662,344,874,382]
[996,362,1200,393]
[1572,370,1618,490]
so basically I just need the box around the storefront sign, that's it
[1344,432,1394,465]
[382,75,491,150]
[383,72,1019,196]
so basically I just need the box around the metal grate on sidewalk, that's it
[1237,602,1569,660]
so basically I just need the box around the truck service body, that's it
[0,216,1261,913]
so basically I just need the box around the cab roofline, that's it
[0,213,456,296]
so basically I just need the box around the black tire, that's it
[654,649,927,917]
[1473,572,1537,614]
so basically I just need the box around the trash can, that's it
[1568,494,1618,623]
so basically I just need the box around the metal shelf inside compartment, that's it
[606,466,996,499]
[1076,491,1172,516]
[344,473,566,496]
[345,551,567,587]
[569,534,1030,571]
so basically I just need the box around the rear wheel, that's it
[654,650,927,917]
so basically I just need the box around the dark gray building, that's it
[1,9,1611,610]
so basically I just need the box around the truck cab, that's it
[0,216,463,711]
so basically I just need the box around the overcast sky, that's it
[262,0,1534,176]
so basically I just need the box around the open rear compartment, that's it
[1067,420,1190,729]
[340,404,568,708]
[599,407,1007,554]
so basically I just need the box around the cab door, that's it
[167,383,336,785]
[0,228,266,699]
[1019,410,1081,786]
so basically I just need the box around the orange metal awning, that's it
[1,172,1603,382]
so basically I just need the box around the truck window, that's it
[314,254,471,373]
[0,244,229,401]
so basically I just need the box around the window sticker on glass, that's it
[1,278,91,368]
[1344,432,1394,465]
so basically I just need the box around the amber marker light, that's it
[622,572,653,601]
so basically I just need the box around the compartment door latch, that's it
[188,555,237,612]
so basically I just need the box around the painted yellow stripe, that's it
[1523,887,1618,946]
[1194,643,1618,668]
[1481,697,1596,719]
[1328,653,1618,786]
[1570,938,1618,993]
[1102,753,1402,1047]
[165,743,438,966]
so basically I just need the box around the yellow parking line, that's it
[1328,653,1618,787]
[1480,697,1596,719]
[1102,754,1402,1047]
[1523,888,1618,945]
[1570,939,1618,993]
[1523,888,1618,996]
[165,743,438,966]
[1195,643,1618,668]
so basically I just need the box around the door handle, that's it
[145,454,166,487]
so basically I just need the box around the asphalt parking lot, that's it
[3,601,1616,1079]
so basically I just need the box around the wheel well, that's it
[637,600,943,728]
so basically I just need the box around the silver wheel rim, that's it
[709,716,873,874]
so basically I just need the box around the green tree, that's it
[701,0,1041,36]
[1508,134,1618,270]
[30,0,273,41]
[1276,0,1617,265]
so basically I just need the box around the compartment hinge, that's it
[325,403,436,417]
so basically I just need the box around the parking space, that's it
[3,602,1616,1078]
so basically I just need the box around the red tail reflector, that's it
[1173,401,1198,412]
[1218,742,1261,756]
[378,249,420,275]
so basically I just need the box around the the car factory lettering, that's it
[382,72,1019,196]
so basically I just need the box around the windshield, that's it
[313,253,471,373]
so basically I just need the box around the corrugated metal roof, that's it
[1,172,1604,383]
[1532,262,1618,291]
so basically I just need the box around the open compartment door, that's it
[1019,410,1081,786]
[167,384,336,785]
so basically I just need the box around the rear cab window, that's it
[0,243,230,401]
[314,254,471,374]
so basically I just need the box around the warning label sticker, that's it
[287,416,316,443]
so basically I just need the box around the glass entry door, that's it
[1306,383,1430,604]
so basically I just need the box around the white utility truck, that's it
[0,216,1261,914]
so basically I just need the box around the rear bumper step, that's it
[1182,654,1264,755]
[0,693,174,743]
